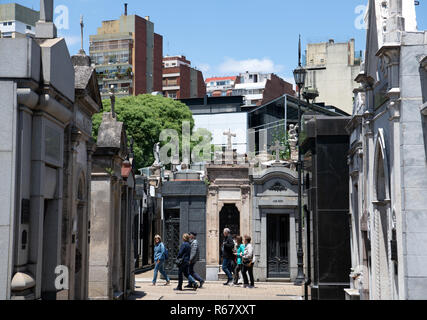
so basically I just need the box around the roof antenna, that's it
[124,3,128,16]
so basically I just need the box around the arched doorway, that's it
[219,204,240,262]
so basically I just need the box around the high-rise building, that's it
[0,3,39,38]
[304,39,362,115]
[89,5,163,99]
[162,55,206,99]
[232,72,295,106]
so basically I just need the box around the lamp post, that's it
[293,35,307,286]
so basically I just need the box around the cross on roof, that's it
[79,15,86,54]
[270,140,285,162]
[223,129,236,151]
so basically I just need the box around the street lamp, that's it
[293,35,307,286]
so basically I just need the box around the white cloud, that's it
[218,57,284,74]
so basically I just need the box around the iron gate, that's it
[267,214,290,278]
[164,210,180,275]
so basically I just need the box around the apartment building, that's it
[233,72,295,106]
[89,5,163,99]
[163,55,206,99]
[205,76,239,97]
[0,3,39,38]
[304,39,361,115]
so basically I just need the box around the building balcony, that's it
[163,85,180,91]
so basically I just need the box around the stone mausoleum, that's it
[250,164,299,282]
[0,0,86,300]
[347,0,427,300]
[162,169,207,279]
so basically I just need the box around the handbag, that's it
[243,257,253,267]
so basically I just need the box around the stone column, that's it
[36,0,57,39]
[240,185,251,239]
[206,185,219,280]
[0,81,17,300]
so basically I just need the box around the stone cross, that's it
[40,0,54,22]
[270,140,285,162]
[223,129,236,151]
[79,15,85,54]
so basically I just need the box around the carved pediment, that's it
[269,182,287,192]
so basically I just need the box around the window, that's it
[2,22,7,26]
[26,25,32,30]
[7,22,12,26]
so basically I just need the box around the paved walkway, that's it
[129,270,304,301]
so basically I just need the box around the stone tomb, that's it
[161,169,207,279]
[0,4,77,298]
[250,165,298,282]
[59,51,101,300]
[301,115,352,300]
[205,163,251,281]
[88,112,135,300]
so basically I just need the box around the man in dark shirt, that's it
[222,228,235,285]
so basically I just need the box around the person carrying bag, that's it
[242,235,255,289]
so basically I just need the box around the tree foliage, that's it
[92,94,196,170]
[271,127,291,160]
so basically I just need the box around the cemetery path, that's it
[129,271,304,301]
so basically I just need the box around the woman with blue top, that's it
[152,235,170,286]
[233,236,245,285]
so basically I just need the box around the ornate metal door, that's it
[164,209,180,275]
[267,215,290,278]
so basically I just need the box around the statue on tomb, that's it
[288,124,299,162]
[152,142,162,167]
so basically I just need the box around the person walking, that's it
[233,236,245,286]
[221,228,235,286]
[242,235,255,289]
[186,232,205,289]
[152,235,170,286]
[174,233,198,291]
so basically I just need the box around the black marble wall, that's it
[162,181,207,279]
[301,116,351,300]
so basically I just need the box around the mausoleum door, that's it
[164,209,180,275]
[41,199,61,300]
[267,214,290,278]
[219,204,240,262]
[74,204,84,300]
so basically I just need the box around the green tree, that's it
[92,94,195,170]
[271,127,291,160]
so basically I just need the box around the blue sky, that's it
[5,0,427,83]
